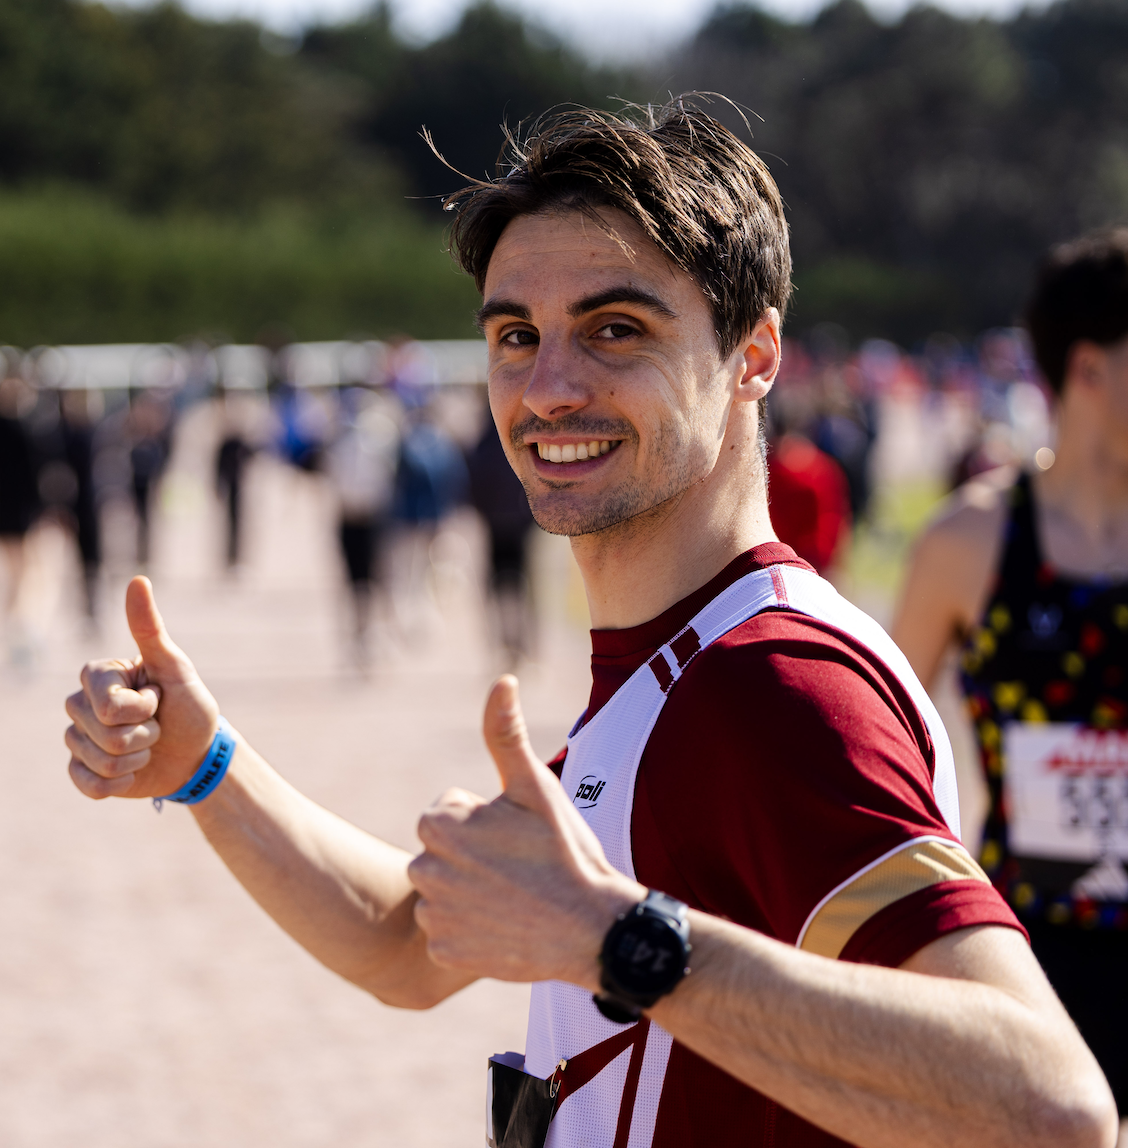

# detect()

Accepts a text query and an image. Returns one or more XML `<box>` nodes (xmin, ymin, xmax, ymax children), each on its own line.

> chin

<box><xmin>529</xmin><ymin>505</ymin><xmax>616</xmax><ymax>538</ymax></box>
<box><xmin>528</xmin><ymin>486</ymin><xmax>673</xmax><ymax>539</ymax></box>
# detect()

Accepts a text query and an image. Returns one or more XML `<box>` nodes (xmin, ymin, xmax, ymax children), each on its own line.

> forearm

<box><xmin>192</xmin><ymin>739</ymin><xmax>472</xmax><ymax>1008</ymax></box>
<box><xmin>645</xmin><ymin>915</ymin><xmax>1114</xmax><ymax>1148</ymax></box>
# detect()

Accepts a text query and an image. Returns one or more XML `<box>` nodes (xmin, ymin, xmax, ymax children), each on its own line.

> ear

<box><xmin>1064</xmin><ymin>339</ymin><xmax>1107</xmax><ymax>395</ymax></box>
<box><xmin>733</xmin><ymin>308</ymin><xmax>782</xmax><ymax>405</ymax></box>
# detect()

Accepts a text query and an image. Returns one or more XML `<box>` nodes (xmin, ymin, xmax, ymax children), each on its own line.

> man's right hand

<box><xmin>65</xmin><ymin>575</ymin><xmax>220</xmax><ymax>801</ymax></box>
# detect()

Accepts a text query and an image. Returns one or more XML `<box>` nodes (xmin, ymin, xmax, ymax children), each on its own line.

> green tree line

<box><xmin>0</xmin><ymin>0</ymin><xmax>1125</xmax><ymax>346</ymax></box>
<box><xmin>668</xmin><ymin>0</ymin><xmax>1128</xmax><ymax>341</ymax></box>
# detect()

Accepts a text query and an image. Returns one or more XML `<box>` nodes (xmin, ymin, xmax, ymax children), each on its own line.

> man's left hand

<box><xmin>408</xmin><ymin>675</ymin><xmax>643</xmax><ymax>988</ymax></box>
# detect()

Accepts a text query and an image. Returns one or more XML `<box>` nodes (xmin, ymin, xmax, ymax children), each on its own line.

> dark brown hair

<box><xmin>1024</xmin><ymin>227</ymin><xmax>1128</xmax><ymax>393</ymax></box>
<box><xmin>442</xmin><ymin>96</ymin><xmax>792</xmax><ymax>357</ymax></box>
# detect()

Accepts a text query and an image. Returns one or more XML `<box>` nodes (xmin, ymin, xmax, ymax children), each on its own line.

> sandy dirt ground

<box><xmin>0</xmin><ymin>400</ymin><xmax>594</xmax><ymax>1148</ymax></box>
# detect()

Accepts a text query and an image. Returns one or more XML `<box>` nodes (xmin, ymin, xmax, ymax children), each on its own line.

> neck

<box><xmin>571</xmin><ymin>431</ymin><xmax>776</xmax><ymax>630</ymax></box>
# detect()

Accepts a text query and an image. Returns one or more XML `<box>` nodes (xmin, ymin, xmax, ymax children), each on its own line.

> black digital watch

<box><xmin>593</xmin><ymin>889</ymin><xmax>691</xmax><ymax>1024</ymax></box>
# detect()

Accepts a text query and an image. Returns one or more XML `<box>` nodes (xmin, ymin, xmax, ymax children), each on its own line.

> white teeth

<box><xmin>536</xmin><ymin>439</ymin><xmax>619</xmax><ymax>463</ymax></box>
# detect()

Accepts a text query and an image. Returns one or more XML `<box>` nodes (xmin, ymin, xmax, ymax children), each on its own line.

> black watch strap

<box><xmin>593</xmin><ymin>890</ymin><xmax>691</xmax><ymax>1024</ymax></box>
<box><xmin>636</xmin><ymin>889</ymin><xmax>688</xmax><ymax>924</ymax></box>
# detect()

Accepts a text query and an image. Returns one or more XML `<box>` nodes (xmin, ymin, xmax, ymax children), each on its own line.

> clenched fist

<box><xmin>65</xmin><ymin>576</ymin><xmax>220</xmax><ymax>801</ymax></box>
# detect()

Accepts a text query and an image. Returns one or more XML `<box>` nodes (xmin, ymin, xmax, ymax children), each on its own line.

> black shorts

<box><xmin>1027</xmin><ymin>918</ymin><xmax>1128</xmax><ymax>1112</ymax></box>
<box><xmin>339</xmin><ymin>521</ymin><xmax>375</xmax><ymax>585</ymax></box>
<box><xmin>489</xmin><ymin>530</ymin><xmax>528</xmax><ymax>590</ymax></box>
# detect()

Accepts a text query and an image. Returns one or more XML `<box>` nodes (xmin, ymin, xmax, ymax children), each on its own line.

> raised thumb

<box><xmin>125</xmin><ymin>575</ymin><xmax>189</xmax><ymax>681</ymax></box>
<box><xmin>483</xmin><ymin>675</ymin><xmax>552</xmax><ymax>810</ymax></box>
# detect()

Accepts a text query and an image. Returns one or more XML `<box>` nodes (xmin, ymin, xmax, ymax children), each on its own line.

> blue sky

<box><xmin>113</xmin><ymin>0</ymin><xmax>1051</xmax><ymax>60</ymax></box>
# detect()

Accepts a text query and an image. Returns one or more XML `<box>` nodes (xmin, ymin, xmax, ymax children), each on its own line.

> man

<box><xmin>64</xmin><ymin>101</ymin><xmax>1115</xmax><ymax>1147</ymax></box>
<box><xmin>893</xmin><ymin>228</ymin><xmax>1128</xmax><ymax>1140</ymax></box>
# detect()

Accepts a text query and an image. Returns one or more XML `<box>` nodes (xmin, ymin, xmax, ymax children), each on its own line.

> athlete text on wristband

<box><xmin>152</xmin><ymin>717</ymin><xmax>236</xmax><ymax>812</ymax></box>
<box><xmin>594</xmin><ymin>889</ymin><xmax>691</xmax><ymax>1024</ymax></box>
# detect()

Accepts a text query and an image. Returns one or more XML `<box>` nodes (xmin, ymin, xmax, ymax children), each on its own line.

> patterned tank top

<box><xmin>960</xmin><ymin>472</ymin><xmax>1128</xmax><ymax>929</ymax></box>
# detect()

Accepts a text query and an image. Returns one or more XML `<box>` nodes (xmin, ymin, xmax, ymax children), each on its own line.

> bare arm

<box><xmin>188</xmin><ymin>741</ymin><xmax>473</xmax><ymax>1008</ymax></box>
<box><xmin>411</xmin><ymin>676</ymin><xmax>1117</xmax><ymax>1148</ymax></box>
<box><xmin>65</xmin><ymin>576</ymin><xmax>470</xmax><ymax>1010</ymax></box>
<box><xmin>645</xmin><ymin>918</ymin><xmax>1113</xmax><ymax>1148</ymax></box>
<box><xmin>891</xmin><ymin>468</ymin><xmax>1012</xmax><ymax>689</ymax></box>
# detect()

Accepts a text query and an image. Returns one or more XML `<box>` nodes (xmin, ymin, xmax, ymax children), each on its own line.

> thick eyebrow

<box><xmin>475</xmin><ymin>286</ymin><xmax>678</xmax><ymax>332</ymax></box>
<box><xmin>568</xmin><ymin>286</ymin><xmax>677</xmax><ymax>321</ymax></box>
<box><xmin>475</xmin><ymin>298</ymin><xmax>530</xmax><ymax>331</ymax></box>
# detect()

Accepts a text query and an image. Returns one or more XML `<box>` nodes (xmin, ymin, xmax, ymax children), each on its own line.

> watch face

<box><xmin>608</xmin><ymin>915</ymin><xmax>687</xmax><ymax>996</ymax></box>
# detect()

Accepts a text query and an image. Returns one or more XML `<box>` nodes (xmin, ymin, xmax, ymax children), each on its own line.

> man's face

<box><xmin>480</xmin><ymin>209</ymin><xmax>753</xmax><ymax>538</ymax></box>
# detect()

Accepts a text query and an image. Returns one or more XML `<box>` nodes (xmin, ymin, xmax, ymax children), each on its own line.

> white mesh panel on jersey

<box><xmin>527</xmin><ymin>982</ymin><xmax>675</xmax><ymax>1148</ymax></box>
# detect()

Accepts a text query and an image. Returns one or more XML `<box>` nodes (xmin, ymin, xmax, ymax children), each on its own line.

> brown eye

<box><xmin>502</xmin><ymin>329</ymin><xmax>538</xmax><ymax>346</ymax></box>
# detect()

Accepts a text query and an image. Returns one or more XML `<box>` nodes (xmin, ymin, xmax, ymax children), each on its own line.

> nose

<box><xmin>521</xmin><ymin>332</ymin><xmax>591</xmax><ymax>421</ymax></box>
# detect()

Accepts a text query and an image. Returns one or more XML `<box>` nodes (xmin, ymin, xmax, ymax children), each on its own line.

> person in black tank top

<box><xmin>964</xmin><ymin>471</ymin><xmax>1128</xmax><ymax>912</ymax></box>
<box><xmin>895</xmin><ymin>228</ymin><xmax>1128</xmax><ymax>1132</ymax></box>
<box><xmin>960</xmin><ymin>471</ymin><xmax>1128</xmax><ymax>1108</ymax></box>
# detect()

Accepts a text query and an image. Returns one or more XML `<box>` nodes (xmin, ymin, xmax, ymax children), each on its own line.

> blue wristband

<box><xmin>153</xmin><ymin>717</ymin><xmax>236</xmax><ymax>812</ymax></box>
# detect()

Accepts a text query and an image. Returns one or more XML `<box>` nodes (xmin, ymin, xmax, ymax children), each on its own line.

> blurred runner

<box><xmin>767</xmin><ymin>432</ymin><xmax>851</xmax><ymax>575</ymax></box>
<box><xmin>214</xmin><ymin>391</ymin><xmax>255</xmax><ymax>571</ymax></box>
<box><xmin>266</xmin><ymin>338</ymin><xmax>330</xmax><ymax>476</ymax></box>
<box><xmin>324</xmin><ymin>386</ymin><xmax>399</xmax><ymax>666</ymax></box>
<box><xmin>467</xmin><ymin>414</ymin><xmax>537</xmax><ymax>667</ymax></box>
<box><xmin>128</xmin><ymin>389</ymin><xmax>173</xmax><ymax>567</ymax></box>
<box><xmin>60</xmin><ymin>389</ymin><xmax>104</xmax><ymax>623</ymax></box>
<box><xmin>811</xmin><ymin>379</ymin><xmax>876</xmax><ymax>523</ymax></box>
<box><xmin>384</xmin><ymin>336</ymin><xmax>436</xmax><ymax>410</ymax></box>
<box><xmin>0</xmin><ymin>368</ymin><xmax>40</xmax><ymax>661</ymax></box>
<box><xmin>391</xmin><ymin>402</ymin><xmax>467</xmax><ymax>637</ymax></box>
<box><xmin>273</xmin><ymin>381</ymin><xmax>328</xmax><ymax>475</ymax></box>
<box><xmin>894</xmin><ymin>227</ymin><xmax>1128</xmax><ymax>1137</ymax></box>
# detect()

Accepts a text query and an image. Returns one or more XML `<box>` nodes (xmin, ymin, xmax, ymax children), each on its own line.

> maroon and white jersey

<box><xmin>526</xmin><ymin>545</ymin><xmax>1022</xmax><ymax>1148</ymax></box>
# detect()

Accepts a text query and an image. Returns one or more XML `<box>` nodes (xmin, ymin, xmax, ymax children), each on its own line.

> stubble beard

<box><xmin>510</xmin><ymin>413</ymin><xmax>705</xmax><ymax>539</ymax></box>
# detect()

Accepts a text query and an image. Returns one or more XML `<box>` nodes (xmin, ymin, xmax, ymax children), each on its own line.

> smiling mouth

<box><xmin>534</xmin><ymin>439</ymin><xmax>621</xmax><ymax>464</ymax></box>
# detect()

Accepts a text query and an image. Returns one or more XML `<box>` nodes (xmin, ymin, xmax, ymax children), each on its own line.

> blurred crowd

<box><xmin>765</xmin><ymin>324</ymin><xmax>1052</xmax><ymax>575</ymax></box>
<box><xmin>0</xmin><ymin>338</ymin><xmax>537</xmax><ymax>673</ymax></box>
<box><xmin>0</xmin><ymin>326</ymin><xmax>1053</xmax><ymax>668</ymax></box>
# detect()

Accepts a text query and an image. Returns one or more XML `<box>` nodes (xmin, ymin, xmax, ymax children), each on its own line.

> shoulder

<box><xmin>915</xmin><ymin>465</ymin><xmax>1016</xmax><ymax>557</ymax></box>
<box><xmin>632</xmin><ymin>608</ymin><xmax>972</xmax><ymax>945</ymax></box>
<box><xmin>653</xmin><ymin>609</ymin><xmax>937</xmax><ymax>798</ymax></box>
<box><xmin>680</xmin><ymin>610</ymin><xmax>922</xmax><ymax>729</ymax></box>
<box><xmin>894</xmin><ymin>466</ymin><xmax>1017</xmax><ymax>664</ymax></box>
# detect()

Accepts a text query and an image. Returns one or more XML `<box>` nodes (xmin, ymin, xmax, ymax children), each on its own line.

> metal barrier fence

<box><xmin>4</xmin><ymin>339</ymin><xmax>488</xmax><ymax>391</ymax></box>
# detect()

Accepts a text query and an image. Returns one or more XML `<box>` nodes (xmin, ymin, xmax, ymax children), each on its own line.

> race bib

<box><xmin>1004</xmin><ymin>723</ymin><xmax>1128</xmax><ymax>862</ymax></box>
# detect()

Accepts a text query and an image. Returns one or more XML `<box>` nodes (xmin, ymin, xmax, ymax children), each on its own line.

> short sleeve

<box><xmin>630</xmin><ymin>612</ymin><xmax>1024</xmax><ymax>966</ymax></box>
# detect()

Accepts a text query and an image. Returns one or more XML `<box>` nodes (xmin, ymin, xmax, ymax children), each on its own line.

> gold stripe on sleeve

<box><xmin>798</xmin><ymin>839</ymin><xmax>990</xmax><ymax>960</ymax></box>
